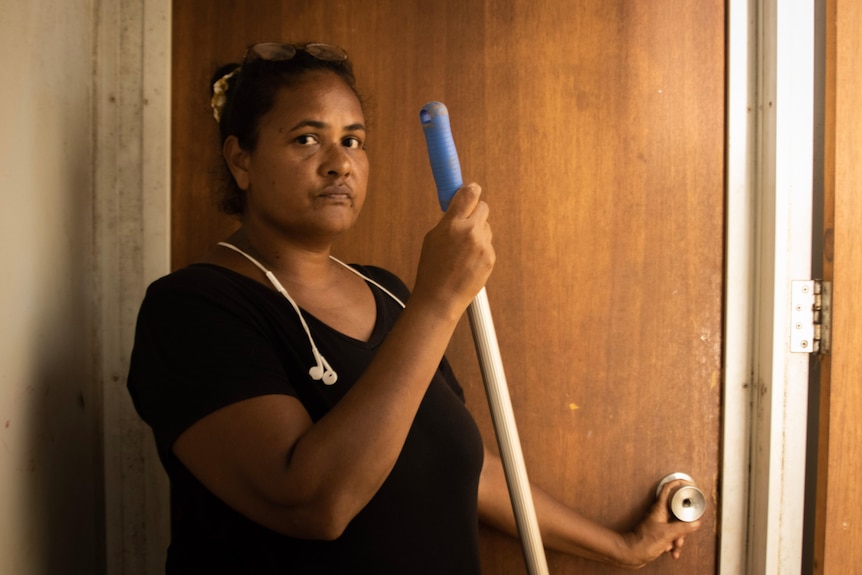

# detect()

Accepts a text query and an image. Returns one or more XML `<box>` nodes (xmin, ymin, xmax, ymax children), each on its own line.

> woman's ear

<box><xmin>223</xmin><ymin>135</ymin><xmax>250</xmax><ymax>190</ymax></box>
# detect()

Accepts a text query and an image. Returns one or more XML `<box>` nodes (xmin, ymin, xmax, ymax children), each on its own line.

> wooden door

<box><xmin>171</xmin><ymin>1</ymin><xmax>724</xmax><ymax>573</ymax></box>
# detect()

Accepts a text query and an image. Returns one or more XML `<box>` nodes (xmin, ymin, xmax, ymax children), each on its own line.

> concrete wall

<box><xmin>0</xmin><ymin>0</ymin><xmax>100</xmax><ymax>572</ymax></box>
<box><xmin>0</xmin><ymin>1</ymin><xmax>170</xmax><ymax>573</ymax></box>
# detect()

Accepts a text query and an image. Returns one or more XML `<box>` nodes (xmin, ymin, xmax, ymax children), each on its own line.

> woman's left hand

<box><xmin>616</xmin><ymin>479</ymin><xmax>703</xmax><ymax>568</ymax></box>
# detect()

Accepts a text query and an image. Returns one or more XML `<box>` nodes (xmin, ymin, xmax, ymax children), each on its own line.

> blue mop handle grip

<box><xmin>420</xmin><ymin>101</ymin><xmax>463</xmax><ymax>212</ymax></box>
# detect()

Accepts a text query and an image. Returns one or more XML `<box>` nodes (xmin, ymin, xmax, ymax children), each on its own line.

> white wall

<box><xmin>0</xmin><ymin>1</ymin><xmax>171</xmax><ymax>573</ymax></box>
<box><xmin>0</xmin><ymin>1</ymin><xmax>101</xmax><ymax>572</ymax></box>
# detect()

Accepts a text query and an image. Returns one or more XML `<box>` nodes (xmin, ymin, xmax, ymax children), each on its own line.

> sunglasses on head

<box><xmin>243</xmin><ymin>42</ymin><xmax>349</xmax><ymax>65</ymax></box>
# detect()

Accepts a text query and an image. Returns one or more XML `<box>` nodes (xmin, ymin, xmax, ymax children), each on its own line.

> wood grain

<box><xmin>816</xmin><ymin>1</ymin><xmax>862</xmax><ymax>573</ymax></box>
<box><xmin>171</xmin><ymin>2</ymin><xmax>725</xmax><ymax>572</ymax></box>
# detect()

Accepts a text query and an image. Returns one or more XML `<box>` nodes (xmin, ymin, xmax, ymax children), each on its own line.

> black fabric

<box><xmin>127</xmin><ymin>263</ymin><xmax>484</xmax><ymax>574</ymax></box>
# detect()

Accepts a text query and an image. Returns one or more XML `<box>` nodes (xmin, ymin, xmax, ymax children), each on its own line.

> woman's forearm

<box><xmin>477</xmin><ymin>447</ymin><xmax>700</xmax><ymax>568</ymax></box>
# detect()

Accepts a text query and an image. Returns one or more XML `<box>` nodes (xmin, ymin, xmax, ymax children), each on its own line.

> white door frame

<box><xmin>110</xmin><ymin>0</ymin><xmax>818</xmax><ymax>573</ymax></box>
<box><xmin>721</xmin><ymin>0</ymin><xmax>757</xmax><ymax>570</ymax></box>
<box><xmin>722</xmin><ymin>0</ymin><xmax>816</xmax><ymax>573</ymax></box>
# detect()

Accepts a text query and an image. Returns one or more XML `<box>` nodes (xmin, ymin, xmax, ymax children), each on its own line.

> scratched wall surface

<box><xmin>0</xmin><ymin>1</ymin><xmax>100</xmax><ymax>573</ymax></box>
<box><xmin>171</xmin><ymin>1</ymin><xmax>725</xmax><ymax>572</ymax></box>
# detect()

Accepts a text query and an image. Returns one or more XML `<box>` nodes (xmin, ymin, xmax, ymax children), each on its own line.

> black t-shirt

<box><xmin>127</xmin><ymin>263</ymin><xmax>484</xmax><ymax>574</ymax></box>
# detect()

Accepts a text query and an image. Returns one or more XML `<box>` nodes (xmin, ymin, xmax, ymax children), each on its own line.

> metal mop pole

<box><xmin>420</xmin><ymin>102</ymin><xmax>550</xmax><ymax>575</ymax></box>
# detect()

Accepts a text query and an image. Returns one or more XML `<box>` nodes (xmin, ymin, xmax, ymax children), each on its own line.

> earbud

<box><xmin>308</xmin><ymin>364</ymin><xmax>338</xmax><ymax>385</ymax></box>
<box><xmin>318</xmin><ymin>353</ymin><xmax>338</xmax><ymax>385</ymax></box>
<box><xmin>308</xmin><ymin>365</ymin><xmax>325</xmax><ymax>380</ymax></box>
<box><xmin>309</xmin><ymin>349</ymin><xmax>338</xmax><ymax>385</ymax></box>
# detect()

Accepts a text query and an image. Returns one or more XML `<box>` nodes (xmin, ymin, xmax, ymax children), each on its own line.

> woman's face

<box><xmin>232</xmin><ymin>69</ymin><xmax>369</xmax><ymax>246</ymax></box>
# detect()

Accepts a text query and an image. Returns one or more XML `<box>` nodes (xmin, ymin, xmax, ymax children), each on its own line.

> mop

<box><xmin>420</xmin><ymin>102</ymin><xmax>550</xmax><ymax>575</ymax></box>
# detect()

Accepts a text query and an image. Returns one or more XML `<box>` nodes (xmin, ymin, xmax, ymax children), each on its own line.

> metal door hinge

<box><xmin>790</xmin><ymin>280</ymin><xmax>832</xmax><ymax>354</ymax></box>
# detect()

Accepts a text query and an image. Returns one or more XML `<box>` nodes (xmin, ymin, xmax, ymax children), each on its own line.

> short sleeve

<box><xmin>127</xmin><ymin>273</ymin><xmax>298</xmax><ymax>454</ymax></box>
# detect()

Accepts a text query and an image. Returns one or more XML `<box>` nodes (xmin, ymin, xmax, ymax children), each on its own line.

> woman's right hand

<box><xmin>412</xmin><ymin>183</ymin><xmax>495</xmax><ymax>319</ymax></box>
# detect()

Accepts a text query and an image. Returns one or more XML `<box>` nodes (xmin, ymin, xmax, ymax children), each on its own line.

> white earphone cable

<box><xmin>217</xmin><ymin>242</ymin><xmax>404</xmax><ymax>385</ymax></box>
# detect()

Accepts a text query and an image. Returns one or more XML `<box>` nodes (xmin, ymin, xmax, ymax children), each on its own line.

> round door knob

<box><xmin>656</xmin><ymin>472</ymin><xmax>706</xmax><ymax>522</ymax></box>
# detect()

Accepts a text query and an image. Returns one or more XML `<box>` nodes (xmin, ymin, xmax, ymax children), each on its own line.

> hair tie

<box><xmin>211</xmin><ymin>67</ymin><xmax>240</xmax><ymax>123</ymax></box>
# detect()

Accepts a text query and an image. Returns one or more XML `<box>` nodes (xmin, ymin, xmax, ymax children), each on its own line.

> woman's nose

<box><xmin>321</xmin><ymin>144</ymin><xmax>351</xmax><ymax>177</ymax></box>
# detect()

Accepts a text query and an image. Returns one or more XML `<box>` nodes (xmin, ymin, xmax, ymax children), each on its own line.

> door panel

<box><xmin>172</xmin><ymin>2</ymin><xmax>724</xmax><ymax>573</ymax></box>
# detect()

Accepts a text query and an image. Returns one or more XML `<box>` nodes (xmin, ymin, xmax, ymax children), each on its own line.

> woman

<box><xmin>127</xmin><ymin>42</ymin><xmax>700</xmax><ymax>574</ymax></box>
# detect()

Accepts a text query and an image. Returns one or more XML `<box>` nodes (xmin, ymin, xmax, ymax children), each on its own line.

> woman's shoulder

<box><xmin>147</xmin><ymin>263</ymin><xmax>256</xmax><ymax>293</ymax></box>
<box><xmin>141</xmin><ymin>264</ymin><xmax>273</xmax><ymax>316</ymax></box>
<box><xmin>347</xmin><ymin>264</ymin><xmax>410</xmax><ymax>300</ymax></box>
<box><xmin>354</xmin><ymin>264</ymin><xmax>405</xmax><ymax>285</ymax></box>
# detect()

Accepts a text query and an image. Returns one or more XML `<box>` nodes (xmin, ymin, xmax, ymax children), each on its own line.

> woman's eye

<box><xmin>296</xmin><ymin>134</ymin><xmax>318</xmax><ymax>146</ymax></box>
<box><xmin>343</xmin><ymin>136</ymin><xmax>364</xmax><ymax>149</ymax></box>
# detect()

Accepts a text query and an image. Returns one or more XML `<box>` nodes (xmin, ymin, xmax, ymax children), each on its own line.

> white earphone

<box><xmin>218</xmin><ymin>242</ymin><xmax>405</xmax><ymax>385</ymax></box>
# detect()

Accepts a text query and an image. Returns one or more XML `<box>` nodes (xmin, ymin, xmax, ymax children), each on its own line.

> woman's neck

<box><xmin>226</xmin><ymin>227</ymin><xmax>340</xmax><ymax>287</ymax></box>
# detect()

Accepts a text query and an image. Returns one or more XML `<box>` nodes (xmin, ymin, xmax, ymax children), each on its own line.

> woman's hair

<box><xmin>209</xmin><ymin>45</ymin><xmax>362</xmax><ymax>215</ymax></box>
